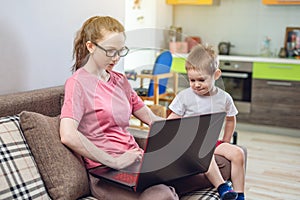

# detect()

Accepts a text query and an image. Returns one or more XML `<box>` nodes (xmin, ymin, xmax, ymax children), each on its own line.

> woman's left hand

<box><xmin>113</xmin><ymin>148</ymin><xmax>143</xmax><ymax>170</ymax></box>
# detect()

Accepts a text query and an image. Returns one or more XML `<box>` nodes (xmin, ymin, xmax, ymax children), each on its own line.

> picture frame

<box><xmin>284</xmin><ymin>27</ymin><xmax>300</xmax><ymax>58</ymax></box>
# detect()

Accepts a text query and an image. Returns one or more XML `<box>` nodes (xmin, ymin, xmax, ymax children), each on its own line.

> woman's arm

<box><xmin>222</xmin><ymin>115</ymin><xmax>236</xmax><ymax>143</ymax></box>
<box><xmin>60</xmin><ymin>118</ymin><xmax>142</xmax><ymax>170</ymax></box>
<box><xmin>132</xmin><ymin>105</ymin><xmax>164</xmax><ymax>126</ymax></box>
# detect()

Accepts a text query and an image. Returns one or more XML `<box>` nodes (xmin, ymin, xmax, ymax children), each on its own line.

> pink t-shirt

<box><xmin>60</xmin><ymin>68</ymin><xmax>145</xmax><ymax>169</ymax></box>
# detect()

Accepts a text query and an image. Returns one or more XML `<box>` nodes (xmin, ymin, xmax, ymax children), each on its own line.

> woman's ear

<box><xmin>214</xmin><ymin>69</ymin><xmax>222</xmax><ymax>80</ymax></box>
<box><xmin>86</xmin><ymin>41</ymin><xmax>95</xmax><ymax>54</ymax></box>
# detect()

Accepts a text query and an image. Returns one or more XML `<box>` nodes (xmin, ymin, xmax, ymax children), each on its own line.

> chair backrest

<box><xmin>148</xmin><ymin>104</ymin><xmax>166</xmax><ymax>118</ymax></box>
<box><xmin>147</xmin><ymin>51</ymin><xmax>173</xmax><ymax>97</ymax></box>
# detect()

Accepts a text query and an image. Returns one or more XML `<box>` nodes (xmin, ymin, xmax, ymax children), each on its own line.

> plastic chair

<box><xmin>135</xmin><ymin>51</ymin><xmax>178</xmax><ymax>105</ymax></box>
<box><xmin>129</xmin><ymin>104</ymin><xmax>167</xmax><ymax>130</ymax></box>
<box><xmin>148</xmin><ymin>51</ymin><xmax>173</xmax><ymax>96</ymax></box>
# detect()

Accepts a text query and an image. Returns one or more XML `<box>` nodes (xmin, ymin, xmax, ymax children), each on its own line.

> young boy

<box><xmin>168</xmin><ymin>44</ymin><xmax>246</xmax><ymax>200</ymax></box>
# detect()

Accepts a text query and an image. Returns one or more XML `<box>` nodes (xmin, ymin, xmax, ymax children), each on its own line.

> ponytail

<box><xmin>72</xmin><ymin>27</ymin><xmax>89</xmax><ymax>72</ymax></box>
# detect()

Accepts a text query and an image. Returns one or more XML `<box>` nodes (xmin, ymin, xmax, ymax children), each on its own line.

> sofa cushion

<box><xmin>19</xmin><ymin>111</ymin><xmax>90</xmax><ymax>200</ymax></box>
<box><xmin>180</xmin><ymin>187</ymin><xmax>219</xmax><ymax>200</ymax></box>
<box><xmin>78</xmin><ymin>197</ymin><xmax>98</xmax><ymax>200</ymax></box>
<box><xmin>0</xmin><ymin>115</ymin><xmax>50</xmax><ymax>199</ymax></box>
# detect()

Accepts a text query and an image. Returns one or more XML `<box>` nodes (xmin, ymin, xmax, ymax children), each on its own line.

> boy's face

<box><xmin>187</xmin><ymin>69</ymin><xmax>218</xmax><ymax>96</ymax></box>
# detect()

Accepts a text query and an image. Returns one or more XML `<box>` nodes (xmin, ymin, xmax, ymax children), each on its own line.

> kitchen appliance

<box><xmin>216</xmin><ymin>60</ymin><xmax>252</xmax><ymax>113</ymax></box>
<box><xmin>218</xmin><ymin>42</ymin><xmax>233</xmax><ymax>55</ymax></box>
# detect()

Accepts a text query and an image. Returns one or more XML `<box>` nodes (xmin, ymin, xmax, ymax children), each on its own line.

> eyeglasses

<box><xmin>92</xmin><ymin>42</ymin><xmax>129</xmax><ymax>57</ymax></box>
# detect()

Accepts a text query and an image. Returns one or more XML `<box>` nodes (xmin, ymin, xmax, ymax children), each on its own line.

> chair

<box><xmin>135</xmin><ymin>50</ymin><xmax>178</xmax><ymax>105</ymax></box>
<box><xmin>130</xmin><ymin>51</ymin><xmax>178</xmax><ymax>129</ymax></box>
<box><xmin>129</xmin><ymin>104</ymin><xmax>167</xmax><ymax>130</ymax></box>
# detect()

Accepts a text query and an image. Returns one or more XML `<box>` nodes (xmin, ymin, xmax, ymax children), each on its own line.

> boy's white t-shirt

<box><xmin>169</xmin><ymin>87</ymin><xmax>238</xmax><ymax>117</ymax></box>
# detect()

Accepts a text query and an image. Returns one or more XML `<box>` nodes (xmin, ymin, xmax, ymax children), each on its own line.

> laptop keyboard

<box><xmin>113</xmin><ymin>172</ymin><xmax>138</xmax><ymax>184</ymax></box>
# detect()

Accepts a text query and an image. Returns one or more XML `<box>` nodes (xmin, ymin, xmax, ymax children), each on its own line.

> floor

<box><xmin>235</xmin><ymin>123</ymin><xmax>300</xmax><ymax>200</ymax></box>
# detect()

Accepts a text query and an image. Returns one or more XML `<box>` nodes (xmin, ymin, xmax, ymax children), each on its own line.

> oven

<box><xmin>216</xmin><ymin>60</ymin><xmax>252</xmax><ymax>113</ymax></box>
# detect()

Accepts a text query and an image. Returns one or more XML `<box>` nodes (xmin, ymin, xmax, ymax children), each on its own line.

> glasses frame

<box><xmin>92</xmin><ymin>42</ymin><xmax>129</xmax><ymax>57</ymax></box>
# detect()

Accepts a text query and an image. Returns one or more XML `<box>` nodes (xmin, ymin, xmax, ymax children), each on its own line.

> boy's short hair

<box><xmin>185</xmin><ymin>44</ymin><xmax>219</xmax><ymax>75</ymax></box>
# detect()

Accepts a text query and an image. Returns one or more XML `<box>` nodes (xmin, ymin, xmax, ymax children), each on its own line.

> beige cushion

<box><xmin>19</xmin><ymin>111</ymin><xmax>90</xmax><ymax>200</ymax></box>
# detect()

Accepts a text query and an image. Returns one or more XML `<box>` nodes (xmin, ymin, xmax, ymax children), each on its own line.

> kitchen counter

<box><xmin>173</xmin><ymin>53</ymin><xmax>300</xmax><ymax>65</ymax></box>
<box><xmin>219</xmin><ymin>55</ymin><xmax>300</xmax><ymax>64</ymax></box>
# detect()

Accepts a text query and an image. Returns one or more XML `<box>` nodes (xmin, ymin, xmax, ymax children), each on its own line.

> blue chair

<box><xmin>148</xmin><ymin>51</ymin><xmax>173</xmax><ymax>97</ymax></box>
<box><xmin>135</xmin><ymin>51</ymin><xmax>177</xmax><ymax>105</ymax></box>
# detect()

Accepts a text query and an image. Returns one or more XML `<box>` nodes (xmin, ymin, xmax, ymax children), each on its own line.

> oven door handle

<box><xmin>221</xmin><ymin>72</ymin><xmax>249</xmax><ymax>79</ymax></box>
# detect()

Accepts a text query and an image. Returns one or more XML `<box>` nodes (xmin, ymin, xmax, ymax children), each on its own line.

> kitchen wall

<box><xmin>172</xmin><ymin>0</ymin><xmax>300</xmax><ymax>56</ymax></box>
<box><xmin>0</xmin><ymin>0</ymin><xmax>125</xmax><ymax>95</ymax></box>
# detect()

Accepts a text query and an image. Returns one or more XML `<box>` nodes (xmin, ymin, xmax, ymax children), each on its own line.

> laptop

<box><xmin>89</xmin><ymin>112</ymin><xmax>226</xmax><ymax>192</ymax></box>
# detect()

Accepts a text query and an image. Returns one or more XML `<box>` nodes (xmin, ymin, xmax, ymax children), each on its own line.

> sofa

<box><xmin>0</xmin><ymin>86</ymin><xmax>245</xmax><ymax>200</ymax></box>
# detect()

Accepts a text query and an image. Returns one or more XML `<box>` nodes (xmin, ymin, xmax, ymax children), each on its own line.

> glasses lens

<box><xmin>104</xmin><ymin>47</ymin><xmax>129</xmax><ymax>57</ymax></box>
<box><xmin>119</xmin><ymin>47</ymin><xmax>129</xmax><ymax>57</ymax></box>
<box><xmin>106</xmin><ymin>50</ymin><xmax>118</xmax><ymax>57</ymax></box>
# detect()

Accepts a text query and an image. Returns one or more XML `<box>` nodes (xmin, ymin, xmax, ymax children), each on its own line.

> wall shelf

<box><xmin>166</xmin><ymin>0</ymin><xmax>219</xmax><ymax>5</ymax></box>
<box><xmin>262</xmin><ymin>0</ymin><xmax>300</xmax><ymax>5</ymax></box>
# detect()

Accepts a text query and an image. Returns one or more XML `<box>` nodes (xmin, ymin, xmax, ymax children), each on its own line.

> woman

<box><xmin>59</xmin><ymin>16</ymin><xmax>178</xmax><ymax>200</ymax></box>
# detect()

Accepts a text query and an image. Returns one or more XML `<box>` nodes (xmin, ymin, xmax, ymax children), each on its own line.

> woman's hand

<box><xmin>61</xmin><ymin>118</ymin><xmax>143</xmax><ymax>170</ymax></box>
<box><xmin>113</xmin><ymin>148</ymin><xmax>144</xmax><ymax>170</ymax></box>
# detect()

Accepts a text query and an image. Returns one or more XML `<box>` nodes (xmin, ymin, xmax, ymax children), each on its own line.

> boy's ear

<box><xmin>214</xmin><ymin>69</ymin><xmax>222</xmax><ymax>80</ymax></box>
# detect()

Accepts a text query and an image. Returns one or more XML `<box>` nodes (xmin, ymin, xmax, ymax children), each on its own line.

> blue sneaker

<box><xmin>217</xmin><ymin>182</ymin><xmax>238</xmax><ymax>200</ymax></box>
<box><xmin>220</xmin><ymin>189</ymin><xmax>238</xmax><ymax>200</ymax></box>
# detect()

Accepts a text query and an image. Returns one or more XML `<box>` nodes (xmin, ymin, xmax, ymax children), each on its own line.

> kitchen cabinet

<box><xmin>262</xmin><ymin>0</ymin><xmax>300</xmax><ymax>5</ymax></box>
<box><xmin>166</xmin><ymin>0</ymin><xmax>219</xmax><ymax>5</ymax></box>
<box><xmin>171</xmin><ymin>57</ymin><xmax>186</xmax><ymax>74</ymax></box>
<box><xmin>251</xmin><ymin>79</ymin><xmax>300</xmax><ymax>129</ymax></box>
<box><xmin>250</xmin><ymin>62</ymin><xmax>300</xmax><ymax>129</ymax></box>
<box><xmin>253</xmin><ymin>62</ymin><xmax>300</xmax><ymax>81</ymax></box>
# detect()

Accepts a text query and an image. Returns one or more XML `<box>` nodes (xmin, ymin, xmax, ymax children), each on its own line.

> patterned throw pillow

<box><xmin>0</xmin><ymin>115</ymin><xmax>50</xmax><ymax>200</ymax></box>
<box><xmin>180</xmin><ymin>187</ymin><xmax>219</xmax><ymax>200</ymax></box>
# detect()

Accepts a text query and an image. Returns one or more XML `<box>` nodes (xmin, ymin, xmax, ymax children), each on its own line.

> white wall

<box><xmin>173</xmin><ymin>0</ymin><xmax>300</xmax><ymax>56</ymax></box>
<box><xmin>124</xmin><ymin>0</ymin><xmax>173</xmax><ymax>88</ymax></box>
<box><xmin>0</xmin><ymin>0</ymin><xmax>125</xmax><ymax>94</ymax></box>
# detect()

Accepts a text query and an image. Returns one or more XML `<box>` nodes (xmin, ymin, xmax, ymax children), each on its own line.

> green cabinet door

<box><xmin>171</xmin><ymin>57</ymin><xmax>187</xmax><ymax>74</ymax></box>
<box><xmin>253</xmin><ymin>62</ymin><xmax>300</xmax><ymax>81</ymax></box>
